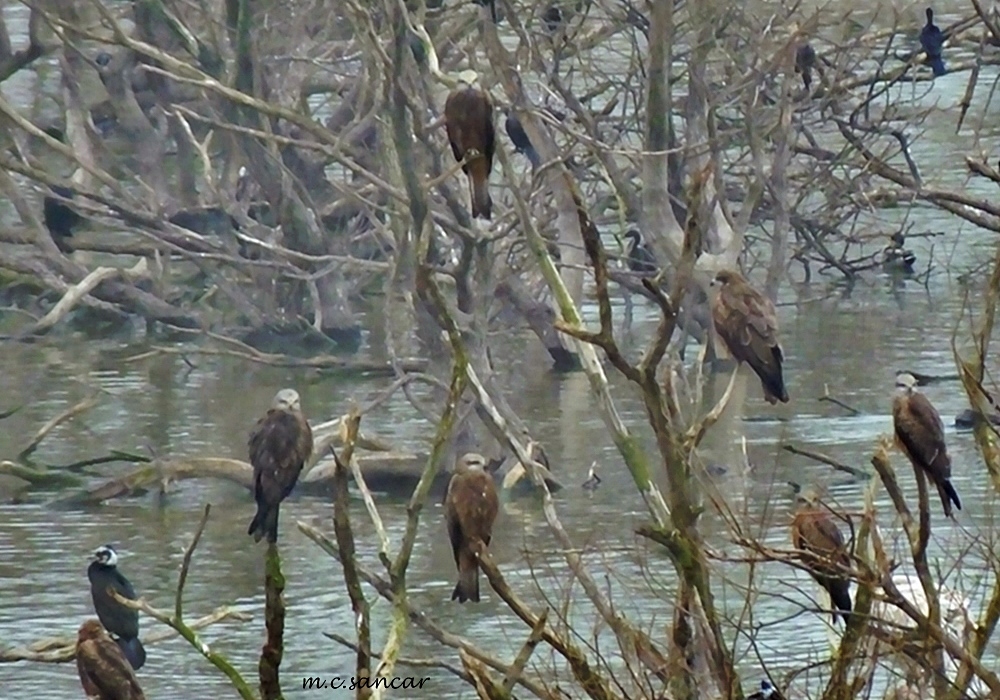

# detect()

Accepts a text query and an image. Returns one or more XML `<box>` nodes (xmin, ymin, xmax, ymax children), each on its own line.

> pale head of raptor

<box><xmin>895</xmin><ymin>372</ymin><xmax>918</xmax><ymax>395</ymax></box>
<box><xmin>93</xmin><ymin>544</ymin><xmax>118</xmax><ymax>567</ymax></box>
<box><xmin>710</xmin><ymin>269</ymin><xmax>739</xmax><ymax>288</ymax></box>
<box><xmin>272</xmin><ymin>388</ymin><xmax>301</xmax><ymax>412</ymax></box>
<box><xmin>455</xmin><ymin>452</ymin><xmax>487</xmax><ymax>475</ymax></box>
<box><xmin>795</xmin><ymin>485</ymin><xmax>823</xmax><ymax>508</ymax></box>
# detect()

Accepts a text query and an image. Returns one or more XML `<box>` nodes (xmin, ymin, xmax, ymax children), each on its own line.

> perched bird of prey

<box><xmin>791</xmin><ymin>489</ymin><xmax>853</xmax><ymax>624</ymax></box>
<box><xmin>747</xmin><ymin>679</ymin><xmax>785</xmax><ymax>700</ymax></box>
<box><xmin>795</xmin><ymin>43</ymin><xmax>817</xmax><ymax>91</ymax></box>
<box><xmin>710</xmin><ymin>269</ymin><xmax>789</xmax><ymax>404</ymax></box>
<box><xmin>247</xmin><ymin>388</ymin><xmax>314</xmax><ymax>543</ymax></box>
<box><xmin>88</xmin><ymin>545</ymin><xmax>146</xmax><ymax>670</ymax></box>
<box><xmin>445</xmin><ymin>84</ymin><xmax>496</xmax><ymax>220</ymax></box>
<box><xmin>76</xmin><ymin>619</ymin><xmax>146</xmax><ymax>700</ymax></box>
<box><xmin>920</xmin><ymin>8</ymin><xmax>946</xmax><ymax>76</ymax></box>
<box><xmin>445</xmin><ymin>453</ymin><xmax>499</xmax><ymax>603</ymax></box>
<box><xmin>624</xmin><ymin>228</ymin><xmax>657</xmax><ymax>274</ymax></box>
<box><xmin>892</xmin><ymin>373</ymin><xmax>962</xmax><ymax>517</ymax></box>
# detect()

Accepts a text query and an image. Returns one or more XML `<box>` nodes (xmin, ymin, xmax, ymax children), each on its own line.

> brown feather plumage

<box><xmin>445</xmin><ymin>453</ymin><xmax>499</xmax><ymax>603</ymax></box>
<box><xmin>444</xmin><ymin>85</ymin><xmax>496</xmax><ymax>220</ymax></box>
<box><xmin>710</xmin><ymin>269</ymin><xmax>789</xmax><ymax>404</ymax></box>
<box><xmin>892</xmin><ymin>374</ymin><xmax>961</xmax><ymax>517</ymax></box>
<box><xmin>248</xmin><ymin>388</ymin><xmax>314</xmax><ymax>543</ymax></box>
<box><xmin>791</xmin><ymin>494</ymin><xmax>852</xmax><ymax>623</ymax></box>
<box><xmin>76</xmin><ymin>619</ymin><xmax>146</xmax><ymax>700</ymax></box>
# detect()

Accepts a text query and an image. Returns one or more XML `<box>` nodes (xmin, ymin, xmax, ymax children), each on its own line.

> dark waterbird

<box><xmin>504</xmin><ymin>110</ymin><xmax>541</xmax><ymax>168</ymax></box>
<box><xmin>76</xmin><ymin>619</ymin><xmax>146</xmax><ymax>700</ymax></box>
<box><xmin>882</xmin><ymin>232</ymin><xmax>916</xmax><ymax>274</ymax></box>
<box><xmin>920</xmin><ymin>8</ymin><xmax>946</xmax><ymax>76</ymax></box>
<box><xmin>893</xmin><ymin>372</ymin><xmax>962</xmax><ymax>518</ymax></box>
<box><xmin>710</xmin><ymin>269</ymin><xmax>789</xmax><ymax>404</ymax></box>
<box><xmin>248</xmin><ymin>388</ymin><xmax>314</xmax><ymax>544</ymax></box>
<box><xmin>88</xmin><ymin>545</ymin><xmax>146</xmax><ymax>670</ymax></box>
<box><xmin>623</xmin><ymin>228</ymin><xmax>657</xmax><ymax>274</ymax></box>
<box><xmin>795</xmin><ymin>43</ymin><xmax>817</xmax><ymax>91</ymax></box>
<box><xmin>445</xmin><ymin>83</ymin><xmax>496</xmax><ymax>220</ymax></box>
<box><xmin>748</xmin><ymin>679</ymin><xmax>785</xmax><ymax>700</ymax></box>
<box><xmin>39</xmin><ymin>127</ymin><xmax>83</xmax><ymax>253</ymax></box>
<box><xmin>445</xmin><ymin>453</ymin><xmax>499</xmax><ymax>603</ymax></box>
<box><xmin>791</xmin><ymin>490</ymin><xmax>853</xmax><ymax>624</ymax></box>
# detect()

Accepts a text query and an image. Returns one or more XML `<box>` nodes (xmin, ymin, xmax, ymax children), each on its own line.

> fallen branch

<box><xmin>19</xmin><ymin>394</ymin><xmax>100</xmax><ymax>460</ymax></box>
<box><xmin>782</xmin><ymin>444</ymin><xmax>871</xmax><ymax>479</ymax></box>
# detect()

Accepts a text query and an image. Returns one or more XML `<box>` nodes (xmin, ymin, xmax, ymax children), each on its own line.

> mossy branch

<box><xmin>258</xmin><ymin>542</ymin><xmax>286</xmax><ymax>700</ymax></box>
<box><xmin>330</xmin><ymin>411</ymin><xmax>372</xmax><ymax>696</ymax></box>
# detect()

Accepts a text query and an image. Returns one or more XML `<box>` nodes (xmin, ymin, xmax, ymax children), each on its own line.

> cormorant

<box><xmin>76</xmin><ymin>619</ymin><xmax>146</xmax><ymax>700</ymax></box>
<box><xmin>882</xmin><ymin>232</ymin><xmax>916</xmax><ymax>274</ymax></box>
<box><xmin>791</xmin><ymin>490</ymin><xmax>853</xmax><ymax>624</ymax></box>
<box><xmin>795</xmin><ymin>43</ymin><xmax>817</xmax><ymax>91</ymax></box>
<box><xmin>445</xmin><ymin>84</ymin><xmax>496</xmax><ymax>220</ymax></box>
<box><xmin>581</xmin><ymin>462</ymin><xmax>601</xmax><ymax>490</ymax></box>
<box><xmin>920</xmin><ymin>8</ymin><xmax>946</xmax><ymax>76</ymax></box>
<box><xmin>248</xmin><ymin>388</ymin><xmax>314</xmax><ymax>543</ymax></box>
<box><xmin>623</xmin><ymin>228</ymin><xmax>657</xmax><ymax>274</ymax></box>
<box><xmin>542</xmin><ymin>5</ymin><xmax>563</xmax><ymax>32</ymax></box>
<box><xmin>445</xmin><ymin>453</ymin><xmax>499</xmax><ymax>603</ymax></box>
<box><xmin>43</xmin><ymin>184</ymin><xmax>82</xmax><ymax>254</ymax></box>
<box><xmin>893</xmin><ymin>373</ymin><xmax>962</xmax><ymax>517</ymax></box>
<box><xmin>88</xmin><ymin>545</ymin><xmax>146</xmax><ymax>670</ymax></box>
<box><xmin>710</xmin><ymin>269</ymin><xmax>789</xmax><ymax>404</ymax></box>
<box><xmin>504</xmin><ymin>110</ymin><xmax>541</xmax><ymax>168</ymax></box>
<box><xmin>748</xmin><ymin>679</ymin><xmax>785</xmax><ymax>700</ymax></box>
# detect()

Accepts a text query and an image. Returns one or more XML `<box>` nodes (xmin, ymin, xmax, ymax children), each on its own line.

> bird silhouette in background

<box><xmin>710</xmin><ymin>269</ymin><xmax>790</xmax><ymax>405</ymax></box>
<box><xmin>504</xmin><ymin>110</ymin><xmax>541</xmax><ymax>168</ymax></box>
<box><xmin>791</xmin><ymin>490</ymin><xmax>853</xmax><ymax>624</ymax></box>
<box><xmin>247</xmin><ymin>388</ymin><xmax>314</xmax><ymax>543</ymax></box>
<box><xmin>882</xmin><ymin>232</ymin><xmax>916</xmax><ymax>274</ymax></box>
<box><xmin>445</xmin><ymin>84</ymin><xmax>496</xmax><ymax>220</ymax></box>
<box><xmin>795</xmin><ymin>43</ymin><xmax>817</xmax><ymax>91</ymax></box>
<box><xmin>88</xmin><ymin>545</ymin><xmax>146</xmax><ymax>670</ymax></box>
<box><xmin>920</xmin><ymin>8</ymin><xmax>946</xmax><ymax>77</ymax></box>
<box><xmin>445</xmin><ymin>453</ymin><xmax>499</xmax><ymax>603</ymax></box>
<box><xmin>893</xmin><ymin>372</ymin><xmax>962</xmax><ymax>518</ymax></box>
<box><xmin>76</xmin><ymin>619</ymin><xmax>146</xmax><ymax>700</ymax></box>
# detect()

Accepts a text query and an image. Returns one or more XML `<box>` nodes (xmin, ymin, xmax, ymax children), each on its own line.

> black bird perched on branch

<box><xmin>504</xmin><ymin>110</ymin><xmax>541</xmax><ymax>169</ymax></box>
<box><xmin>920</xmin><ymin>8</ymin><xmax>946</xmax><ymax>76</ymax></box>
<box><xmin>76</xmin><ymin>619</ymin><xmax>146</xmax><ymax>700</ymax></box>
<box><xmin>445</xmin><ymin>83</ymin><xmax>496</xmax><ymax>220</ymax></box>
<box><xmin>623</xmin><ymin>228</ymin><xmax>657</xmax><ymax>274</ymax></box>
<box><xmin>248</xmin><ymin>388</ymin><xmax>314</xmax><ymax>544</ymax></box>
<box><xmin>542</xmin><ymin>5</ymin><xmax>563</xmax><ymax>32</ymax></box>
<box><xmin>795</xmin><ymin>43</ymin><xmax>817</xmax><ymax>91</ymax></box>
<box><xmin>39</xmin><ymin>127</ymin><xmax>83</xmax><ymax>253</ymax></box>
<box><xmin>88</xmin><ymin>545</ymin><xmax>146</xmax><ymax>670</ymax></box>
<box><xmin>747</xmin><ymin>679</ymin><xmax>785</xmax><ymax>700</ymax></box>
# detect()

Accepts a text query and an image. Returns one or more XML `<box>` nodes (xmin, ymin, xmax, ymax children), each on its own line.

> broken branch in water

<box><xmin>819</xmin><ymin>383</ymin><xmax>861</xmax><ymax>415</ymax></box>
<box><xmin>782</xmin><ymin>444</ymin><xmax>871</xmax><ymax>479</ymax></box>
<box><xmin>259</xmin><ymin>543</ymin><xmax>285</xmax><ymax>700</ymax></box>
<box><xmin>0</xmin><ymin>606</ymin><xmax>250</xmax><ymax>663</ymax></box>
<box><xmin>19</xmin><ymin>394</ymin><xmax>100</xmax><ymax>460</ymax></box>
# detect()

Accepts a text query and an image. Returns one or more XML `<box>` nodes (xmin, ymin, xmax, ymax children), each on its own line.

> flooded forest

<box><xmin>3</xmin><ymin>0</ymin><xmax>1000</xmax><ymax>698</ymax></box>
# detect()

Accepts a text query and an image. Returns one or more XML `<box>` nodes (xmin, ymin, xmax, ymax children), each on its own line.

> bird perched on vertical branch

<box><xmin>920</xmin><ymin>8</ymin><xmax>946</xmax><ymax>76</ymax></box>
<box><xmin>710</xmin><ymin>269</ymin><xmax>790</xmax><ymax>404</ymax></box>
<box><xmin>76</xmin><ymin>619</ymin><xmax>146</xmax><ymax>700</ymax></box>
<box><xmin>445</xmin><ymin>84</ymin><xmax>496</xmax><ymax>220</ymax></box>
<box><xmin>503</xmin><ymin>110</ymin><xmax>541</xmax><ymax>169</ymax></box>
<box><xmin>247</xmin><ymin>388</ymin><xmax>314</xmax><ymax>543</ymax></box>
<box><xmin>791</xmin><ymin>490</ymin><xmax>853</xmax><ymax>624</ymax></box>
<box><xmin>445</xmin><ymin>453</ymin><xmax>499</xmax><ymax>603</ymax></box>
<box><xmin>892</xmin><ymin>372</ymin><xmax>962</xmax><ymax>518</ymax></box>
<box><xmin>88</xmin><ymin>545</ymin><xmax>146</xmax><ymax>670</ymax></box>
